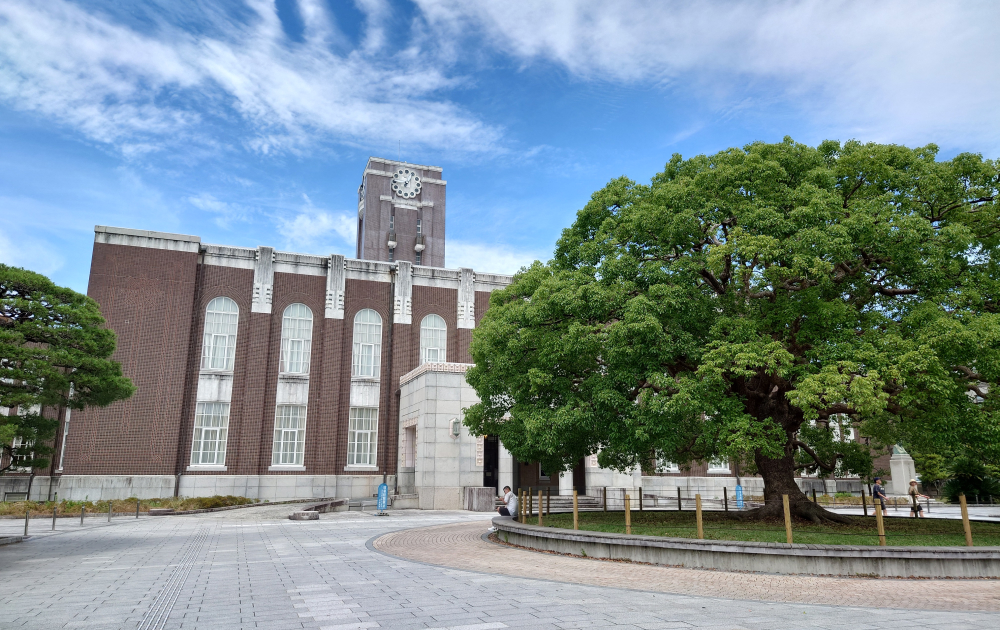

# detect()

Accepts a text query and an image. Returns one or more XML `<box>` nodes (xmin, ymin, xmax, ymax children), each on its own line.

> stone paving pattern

<box><xmin>0</xmin><ymin>504</ymin><xmax>997</xmax><ymax>629</ymax></box>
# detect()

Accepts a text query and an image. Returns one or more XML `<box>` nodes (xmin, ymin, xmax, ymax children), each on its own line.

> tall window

<box><xmin>191</xmin><ymin>402</ymin><xmax>230</xmax><ymax>465</ymax></box>
<box><xmin>420</xmin><ymin>314</ymin><xmax>447</xmax><ymax>364</ymax></box>
<box><xmin>9</xmin><ymin>436</ymin><xmax>33</xmax><ymax>472</ymax></box>
<box><xmin>272</xmin><ymin>405</ymin><xmax>307</xmax><ymax>466</ymax></box>
<box><xmin>415</xmin><ymin>250</ymin><xmax>421</xmax><ymax>265</ymax></box>
<box><xmin>352</xmin><ymin>309</ymin><xmax>382</xmax><ymax>378</ymax></box>
<box><xmin>348</xmin><ymin>407</ymin><xmax>378</xmax><ymax>466</ymax></box>
<box><xmin>280</xmin><ymin>303</ymin><xmax>313</xmax><ymax>374</ymax></box>
<box><xmin>201</xmin><ymin>297</ymin><xmax>239</xmax><ymax>371</ymax></box>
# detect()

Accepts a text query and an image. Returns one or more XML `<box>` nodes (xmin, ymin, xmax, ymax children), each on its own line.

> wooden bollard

<box><xmin>108</xmin><ymin>502</ymin><xmax>112</xmax><ymax>522</ymax></box>
<box><xmin>861</xmin><ymin>484</ymin><xmax>868</xmax><ymax>517</ymax></box>
<box><xmin>52</xmin><ymin>506</ymin><xmax>57</xmax><ymax>531</ymax></box>
<box><xmin>572</xmin><ymin>489</ymin><xmax>579</xmax><ymax>530</ymax></box>
<box><xmin>812</xmin><ymin>488</ymin><xmax>817</xmax><ymax>503</ymax></box>
<box><xmin>24</xmin><ymin>509</ymin><xmax>29</xmax><ymax>536</ymax></box>
<box><xmin>546</xmin><ymin>487</ymin><xmax>550</xmax><ymax>516</ymax></box>
<box><xmin>537</xmin><ymin>490</ymin><xmax>543</xmax><ymax>526</ymax></box>
<box><xmin>695</xmin><ymin>494</ymin><xmax>704</xmax><ymax>539</ymax></box>
<box><xmin>782</xmin><ymin>495</ymin><xmax>793</xmax><ymax>544</ymax></box>
<box><xmin>528</xmin><ymin>488</ymin><xmax>533</xmax><ymax>519</ymax></box>
<box><xmin>723</xmin><ymin>486</ymin><xmax>728</xmax><ymax>512</ymax></box>
<box><xmin>603</xmin><ymin>487</ymin><xmax>607</xmax><ymax>511</ymax></box>
<box><xmin>519</xmin><ymin>490</ymin><xmax>524</xmax><ymax>522</ymax></box>
<box><xmin>677</xmin><ymin>487</ymin><xmax>682</xmax><ymax>511</ymax></box>
<box><xmin>136</xmin><ymin>498</ymin><xmax>140</xmax><ymax>519</ymax></box>
<box><xmin>960</xmin><ymin>493</ymin><xmax>973</xmax><ymax>547</ymax></box>
<box><xmin>80</xmin><ymin>505</ymin><xmax>85</xmax><ymax>526</ymax></box>
<box><xmin>625</xmin><ymin>494</ymin><xmax>632</xmax><ymax>535</ymax></box>
<box><xmin>874</xmin><ymin>499</ymin><xmax>886</xmax><ymax>546</ymax></box>
<box><xmin>639</xmin><ymin>487</ymin><xmax>643</xmax><ymax>511</ymax></box>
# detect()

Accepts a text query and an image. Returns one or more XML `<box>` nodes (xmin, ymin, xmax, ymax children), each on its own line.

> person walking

<box><xmin>872</xmin><ymin>477</ymin><xmax>888</xmax><ymax>516</ymax></box>
<box><xmin>908</xmin><ymin>479</ymin><xmax>928</xmax><ymax>518</ymax></box>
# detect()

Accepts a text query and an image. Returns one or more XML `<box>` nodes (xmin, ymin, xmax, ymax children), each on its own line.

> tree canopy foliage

<box><xmin>465</xmin><ymin>138</ymin><xmax>1000</xmax><ymax>520</ymax></box>
<box><xmin>1</xmin><ymin>265</ymin><xmax>134</xmax><ymax>473</ymax></box>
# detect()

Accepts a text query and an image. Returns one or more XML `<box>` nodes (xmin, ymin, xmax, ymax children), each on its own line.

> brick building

<box><xmin>1</xmin><ymin>157</ymin><xmax>910</xmax><ymax>505</ymax></box>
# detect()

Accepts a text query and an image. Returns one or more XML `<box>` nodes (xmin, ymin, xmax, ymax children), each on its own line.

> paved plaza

<box><xmin>0</xmin><ymin>505</ymin><xmax>998</xmax><ymax>630</ymax></box>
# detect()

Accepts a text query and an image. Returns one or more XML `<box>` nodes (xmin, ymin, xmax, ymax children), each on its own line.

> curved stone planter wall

<box><xmin>492</xmin><ymin>517</ymin><xmax>1000</xmax><ymax>578</ymax></box>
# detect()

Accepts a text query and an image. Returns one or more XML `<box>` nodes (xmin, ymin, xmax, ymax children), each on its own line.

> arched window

<box><xmin>280</xmin><ymin>303</ymin><xmax>313</xmax><ymax>374</ymax></box>
<box><xmin>201</xmin><ymin>297</ymin><xmax>239</xmax><ymax>371</ymax></box>
<box><xmin>420</xmin><ymin>314</ymin><xmax>447</xmax><ymax>364</ymax></box>
<box><xmin>352</xmin><ymin>309</ymin><xmax>382</xmax><ymax>378</ymax></box>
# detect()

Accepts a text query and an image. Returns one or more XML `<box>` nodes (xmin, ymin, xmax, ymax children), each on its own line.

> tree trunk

<box><xmin>738</xmin><ymin>448</ymin><xmax>850</xmax><ymax>524</ymax></box>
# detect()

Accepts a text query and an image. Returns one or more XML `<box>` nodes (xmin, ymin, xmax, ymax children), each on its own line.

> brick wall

<box><xmin>64</xmin><ymin>242</ymin><xmax>198</xmax><ymax>475</ymax></box>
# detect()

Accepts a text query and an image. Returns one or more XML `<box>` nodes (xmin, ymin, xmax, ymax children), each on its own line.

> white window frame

<box><xmin>279</xmin><ymin>303</ymin><xmax>313</xmax><ymax>374</ymax></box>
<box><xmin>419</xmin><ymin>314</ymin><xmax>447</xmax><ymax>365</ymax></box>
<box><xmin>190</xmin><ymin>402</ymin><xmax>230</xmax><ymax>468</ymax></box>
<box><xmin>271</xmin><ymin>405</ymin><xmax>307</xmax><ymax>467</ymax></box>
<box><xmin>347</xmin><ymin>407</ymin><xmax>378</xmax><ymax>467</ymax></box>
<box><xmin>708</xmin><ymin>458</ymin><xmax>731</xmax><ymax>473</ymax></box>
<box><xmin>9</xmin><ymin>436</ymin><xmax>34</xmax><ymax>473</ymax></box>
<box><xmin>352</xmin><ymin>309</ymin><xmax>382</xmax><ymax>379</ymax></box>
<box><xmin>201</xmin><ymin>297</ymin><xmax>239</xmax><ymax>371</ymax></box>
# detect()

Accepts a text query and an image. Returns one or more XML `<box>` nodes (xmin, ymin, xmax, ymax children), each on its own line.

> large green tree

<box><xmin>1</xmin><ymin>265</ymin><xmax>134</xmax><ymax>474</ymax></box>
<box><xmin>465</xmin><ymin>138</ymin><xmax>1000</xmax><ymax>522</ymax></box>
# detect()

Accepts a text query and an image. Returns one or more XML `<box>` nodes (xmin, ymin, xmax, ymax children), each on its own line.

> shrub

<box><xmin>943</xmin><ymin>457</ymin><xmax>1000</xmax><ymax>503</ymax></box>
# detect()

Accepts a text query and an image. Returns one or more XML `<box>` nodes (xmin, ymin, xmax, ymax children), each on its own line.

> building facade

<box><xmin>1</xmin><ymin>158</ymin><xmax>908</xmax><ymax>505</ymax></box>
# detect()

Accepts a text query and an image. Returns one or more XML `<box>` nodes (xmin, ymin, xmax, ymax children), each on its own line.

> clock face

<box><xmin>391</xmin><ymin>168</ymin><xmax>422</xmax><ymax>199</ymax></box>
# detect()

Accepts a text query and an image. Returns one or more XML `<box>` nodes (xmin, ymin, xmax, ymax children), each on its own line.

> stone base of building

<box><xmin>1</xmin><ymin>475</ymin><xmax>395</xmax><ymax>502</ymax></box>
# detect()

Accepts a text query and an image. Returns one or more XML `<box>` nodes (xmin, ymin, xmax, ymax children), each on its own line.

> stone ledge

<box><xmin>493</xmin><ymin>517</ymin><xmax>1000</xmax><ymax>578</ymax></box>
<box><xmin>289</xmin><ymin>511</ymin><xmax>319</xmax><ymax>520</ymax></box>
<box><xmin>0</xmin><ymin>536</ymin><xmax>25</xmax><ymax>547</ymax></box>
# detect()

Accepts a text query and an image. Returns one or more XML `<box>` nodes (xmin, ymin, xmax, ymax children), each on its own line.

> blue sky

<box><xmin>2</xmin><ymin>1</ymin><xmax>1000</xmax><ymax>293</ymax></box>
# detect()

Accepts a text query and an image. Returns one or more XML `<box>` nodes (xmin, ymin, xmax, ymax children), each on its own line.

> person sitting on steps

<box><xmin>497</xmin><ymin>486</ymin><xmax>517</xmax><ymax>518</ymax></box>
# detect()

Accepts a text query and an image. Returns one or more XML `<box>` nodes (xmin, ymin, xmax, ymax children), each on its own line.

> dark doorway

<box><xmin>483</xmin><ymin>435</ymin><xmax>499</xmax><ymax>492</ymax></box>
<box><xmin>573</xmin><ymin>458</ymin><xmax>586</xmax><ymax>495</ymax></box>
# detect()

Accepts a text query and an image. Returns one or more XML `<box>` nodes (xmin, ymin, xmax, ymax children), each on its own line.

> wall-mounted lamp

<box><xmin>449</xmin><ymin>417</ymin><xmax>461</xmax><ymax>438</ymax></box>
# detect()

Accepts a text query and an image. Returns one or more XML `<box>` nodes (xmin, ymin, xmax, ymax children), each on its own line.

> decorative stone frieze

<box><xmin>394</xmin><ymin>261</ymin><xmax>413</xmax><ymax>325</ymax></box>
<box><xmin>325</xmin><ymin>254</ymin><xmax>345</xmax><ymax>319</ymax></box>
<box><xmin>251</xmin><ymin>246</ymin><xmax>275</xmax><ymax>314</ymax></box>
<box><xmin>457</xmin><ymin>267</ymin><xmax>475</xmax><ymax>329</ymax></box>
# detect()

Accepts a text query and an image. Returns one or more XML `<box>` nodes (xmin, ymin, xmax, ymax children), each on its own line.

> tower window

<box><xmin>416</xmin><ymin>219</ymin><xmax>421</xmax><ymax>234</ymax></box>
<box><xmin>388</xmin><ymin>248</ymin><xmax>394</xmax><ymax>262</ymax></box>
<box><xmin>390</xmin><ymin>215</ymin><xmax>394</xmax><ymax>230</ymax></box>
<box><xmin>415</xmin><ymin>251</ymin><xmax>421</xmax><ymax>265</ymax></box>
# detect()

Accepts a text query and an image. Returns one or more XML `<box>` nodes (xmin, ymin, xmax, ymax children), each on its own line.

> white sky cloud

<box><xmin>446</xmin><ymin>240</ymin><xmax>543</xmax><ymax>275</ymax></box>
<box><xmin>0</xmin><ymin>0</ymin><xmax>501</xmax><ymax>155</ymax></box>
<box><xmin>417</xmin><ymin>0</ymin><xmax>1000</xmax><ymax>148</ymax></box>
<box><xmin>277</xmin><ymin>201</ymin><xmax>356</xmax><ymax>254</ymax></box>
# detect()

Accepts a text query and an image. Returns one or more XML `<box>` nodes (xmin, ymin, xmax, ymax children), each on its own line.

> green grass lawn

<box><xmin>541</xmin><ymin>510</ymin><xmax>1000</xmax><ymax>547</ymax></box>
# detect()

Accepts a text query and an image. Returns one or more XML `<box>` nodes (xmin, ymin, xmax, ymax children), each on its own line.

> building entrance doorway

<box><xmin>482</xmin><ymin>435</ymin><xmax>499</xmax><ymax>492</ymax></box>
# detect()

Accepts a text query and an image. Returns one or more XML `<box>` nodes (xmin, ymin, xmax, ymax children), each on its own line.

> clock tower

<box><xmin>356</xmin><ymin>157</ymin><xmax>446</xmax><ymax>268</ymax></box>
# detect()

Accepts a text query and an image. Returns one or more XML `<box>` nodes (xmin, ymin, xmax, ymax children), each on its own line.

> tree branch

<box><xmin>793</xmin><ymin>439</ymin><xmax>841</xmax><ymax>472</ymax></box>
<box><xmin>954</xmin><ymin>365</ymin><xmax>985</xmax><ymax>381</ymax></box>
